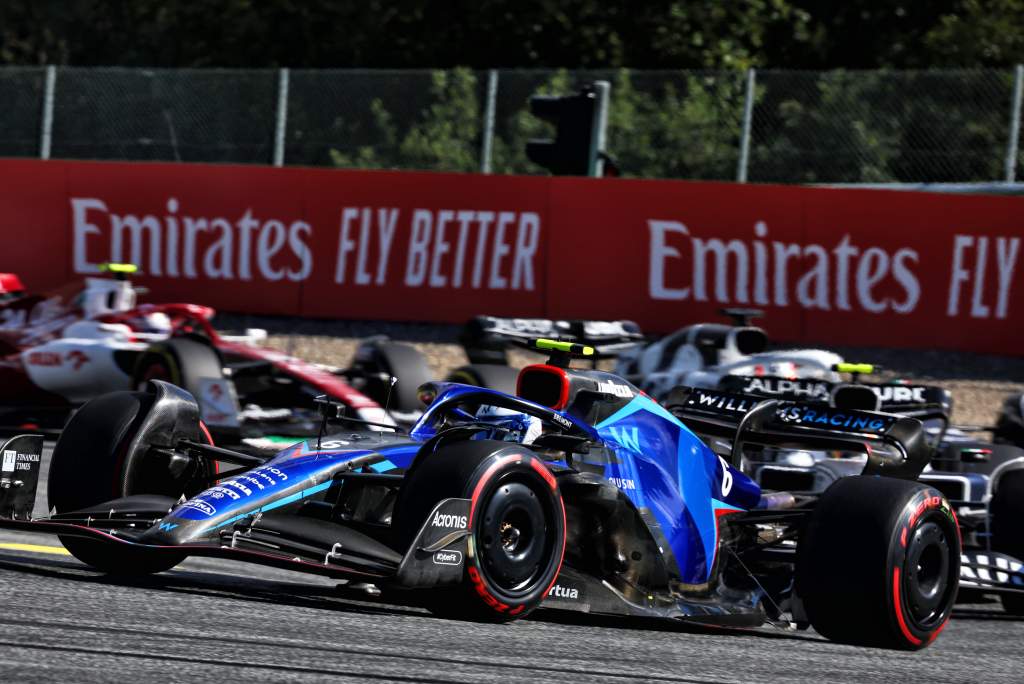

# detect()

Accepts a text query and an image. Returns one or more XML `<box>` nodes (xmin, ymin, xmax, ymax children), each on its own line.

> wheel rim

<box><xmin>478</xmin><ymin>478</ymin><xmax>554</xmax><ymax>595</ymax></box>
<box><xmin>903</xmin><ymin>519</ymin><xmax>953</xmax><ymax>627</ymax></box>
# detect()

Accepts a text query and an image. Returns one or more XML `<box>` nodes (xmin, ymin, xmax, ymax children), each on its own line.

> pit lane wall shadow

<box><xmin>0</xmin><ymin>158</ymin><xmax>1020</xmax><ymax>355</ymax></box>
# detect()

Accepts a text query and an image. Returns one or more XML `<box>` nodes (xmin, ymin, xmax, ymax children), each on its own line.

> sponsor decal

<box><xmin>690</xmin><ymin>390</ymin><xmax>758</xmax><ymax>413</ymax></box>
<box><xmin>740</xmin><ymin>377</ymin><xmax>931</xmax><ymax>407</ymax></box>
<box><xmin>178</xmin><ymin>500</ymin><xmax>216</xmax><ymax>517</ymax></box>
<box><xmin>608</xmin><ymin>477</ymin><xmax>636</xmax><ymax>491</ymax></box>
<box><xmin>338</xmin><ymin>208</ymin><xmax>540</xmax><ymax>291</ymax></box>
<box><xmin>549</xmin><ymin>413</ymin><xmax>572</xmax><ymax>429</ymax></box>
<box><xmin>907</xmin><ymin>495</ymin><xmax>944</xmax><ymax>531</ymax></box>
<box><xmin>72</xmin><ymin>198</ymin><xmax>542</xmax><ymax>293</ymax></box>
<box><xmin>197</xmin><ymin>378</ymin><xmax>239</xmax><ymax>428</ymax></box>
<box><xmin>253</xmin><ymin>470</ymin><xmax>278</xmax><ymax>487</ymax></box>
<box><xmin>241</xmin><ymin>475</ymin><xmax>265</xmax><ymax>491</ymax></box>
<box><xmin>266</xmin><ymin>467</ymin><xmax>288</xmax><ymax>481</ymax></box>
<box><xmin>547</xmin><ymin>581</ymin><xmax>585</xmax><ymax>602</ymax></box>
<box><xmin>1</xmin><ymin>450</ymin><xmax>15</xmax><ymax>473</ymax></box>
<box><xmin>742</xmin><ymin>377</ymin><xmax>831</xmax><ymax>401</ymax></box>
<box><xmin>775</xmin><ymin>405</ymin><xmax>891</xmax><ymax>433</ymax></box>
<box><xmin>158</xmin><ymin>522</ymin><xmax>178</xmax><ymax>532</ymax></box>
<box><xmin>432</xmin><ymin>549</ymin><xmax>463</xmax><ymax>566</ymax></box>
<box><xmin>206</xmin><ymin>466</ymin><xmax>287</xmax><ymax>502</ymax></box>
<box><xmin>27</xmin><ymin>351</ymin><xmax>62</xmax><ymax>367</ymax></box>
<box><xmin>225</xmin><ymin>480</ymin><xmax>253</xmax><ymax>497</ymax></box>
<box><xmin>14</xmin><ymin>451</ymin><xmax>39</xmax><ymax>471</ymax></box>
<box><xmin>597</xmin><ymin>381</ymin><xmax>633</xmax><ymax>399</ymax></box>
<box><xmin>65</xmin><ymin>350</ymin><xmax>89</xmax><ymax>370</ymax></box>
<box><xmin>7</xmin><ymin>161</ymin><xmax>1018</xmax><ymax>357</ymax></box>
<box><xmin>874</xmin><ymin>385</ymin><xmax>927</xmax><ymax>404</ymax></box>
<box><xmin>649</xmin><ymin>220</ymin><xmax>928</xmax><ymax>316</ymax></box>
<box><xmin>432</xmin><ymin>511</ymin><xmax>468</xmax><ymax>529</ymax></box>
<box><xmin>208</xmin><ymin>486</ymin><xmax>241</xmax><ymax>501</ymax></box>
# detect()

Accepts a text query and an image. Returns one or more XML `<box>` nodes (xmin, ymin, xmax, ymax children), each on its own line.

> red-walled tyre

<box><xmin>797</xmin><ymin>476</ymin><xmax>960</xmax><ymax>650</ymax></box>
<box><xmin>394</xmin><ymin>440</ymin><xmax>566</xmax><ymax>621</ymax></box>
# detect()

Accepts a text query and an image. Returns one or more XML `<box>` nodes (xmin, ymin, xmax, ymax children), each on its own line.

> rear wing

<box><xmin>717</xmin><ymin>375</ymin><xmax>951</xmax><ymax>442</ymax></box>
<box><xmin>460</xmin><ymin>316</ymin><xmax>644</xmax><ymax>364</ymax></box>
<box><xmin>664</xmin><ymin>387</ymin><xmax>930</xmax><ymax>480</ymax></box>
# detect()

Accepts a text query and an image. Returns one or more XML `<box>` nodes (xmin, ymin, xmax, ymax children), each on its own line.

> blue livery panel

<box><xmin>165</xmin><ymin>437</ymin><xmax>420</xmax><ymax>539</ymax></box>
<box><xmin>596</xmin><ymin>395</ymin><xmax>759</xmax><ymax>585</ymax></box>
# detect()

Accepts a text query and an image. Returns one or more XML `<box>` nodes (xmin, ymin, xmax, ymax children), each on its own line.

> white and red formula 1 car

<box><xmin>0</xmin><ymin>264</ymin><xmax>430</xmax><ymax>450</ymax></box>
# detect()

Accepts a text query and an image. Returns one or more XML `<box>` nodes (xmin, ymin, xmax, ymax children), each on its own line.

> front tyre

<box><xmin>797</xmin><ymin>477</ymin><xmax>959</xmax><ymax>650</ymax></box>
<box><xmin>395</xmin><ymin>441</ymin><xmax>566</xmax><ymax>621</ymax></box>
<box><xmin>49</xmin><ymin>387</ymin><xmax>211</xmax><ymax>575</ymax></box>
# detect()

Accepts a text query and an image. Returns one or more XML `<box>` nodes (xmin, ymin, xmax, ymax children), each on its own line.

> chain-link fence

<box><xmin>2</xmin><ymin>66</ymin><xmax>1022</xmax><ymax>184</ymax></box>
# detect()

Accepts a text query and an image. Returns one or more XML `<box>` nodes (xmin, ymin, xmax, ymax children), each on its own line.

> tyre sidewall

<box><xmin>462</xmin><ymin>453</ymin><xmax>566</xmax><ymax>618</ymax></box>
<box><xmin>798</xmin><ymin>477</ymin><xmax>960</xmax><ymax>650</ymax></box>
<box><xmin>886</xmin><ymin>488</ymin><xmax>960</xmax><ymax>648</ymax></box>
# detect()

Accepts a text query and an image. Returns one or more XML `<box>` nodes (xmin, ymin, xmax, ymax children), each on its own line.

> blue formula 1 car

<box><xmin>0</xmin><ymin>340</ymin><xmax>959</xmax><ymax>650</ymax></box>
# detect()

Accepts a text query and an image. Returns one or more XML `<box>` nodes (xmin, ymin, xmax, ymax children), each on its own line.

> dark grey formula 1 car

<box><xmin>718</xmin><ymin>371</ymin><xmax>1024</xmax><ymax>613</ymax></box>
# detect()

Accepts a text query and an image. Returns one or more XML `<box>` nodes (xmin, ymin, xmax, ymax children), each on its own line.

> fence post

<box><xmin>273</xmin><ymin>68</ymin><xmax>290</xmax><ymax>167</ymax></box>
<box><xmin>1006</xmin><ymin>64</ymin><xmax>1023</xmax><ymax>183</ymax></box>
<box><xmin>590</xmin><ymin>80</ymin><xmax>611</xmax><ymax>177</ymax></box>
<box><xmin>39</xmin><ymin>65</ymin><xmax>57</xmax><ymax>160</ymax></box>
<box><xmin>480</xmin><ymin>69</ymin><xmax>498</xmax><ymax>174</ymax></box>
<box><xmin>736</xmin><ymin>68</ymin><xmax>756</xmax><ymax>183</ymax></box>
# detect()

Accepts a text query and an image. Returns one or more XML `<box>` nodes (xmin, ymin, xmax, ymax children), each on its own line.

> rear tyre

<box><xmin>394</xmin><ymin>440</ymin><xmax>565</xmax><ymax>621</ymax></box>
<box><xmin>797</xmin><ymin>476</ymin><xmax>959</xmax><ymax>650</ymax></box>
<box><xmin>994</xmin><ymin>393</ymin><xmax>1024</xmax><ymax>448</ymax></box>
<box><xmin>49</xmin><ymin>390</ymin><xmax>211</xmax><ymax>575</ymax></box>
<box><xmin>446</xmin><ymin>364</ymin><xmax>520</xmax><ymax>395</ymax></box>
<box><xmin>358</xmin><ymin>341</ymin><xmax>433</xmax><ymax>413</ymax></box>
<box><xmin>991</xmin><ymin>468</ymin><xmax>1024</xmax><ymax>614</ymax></box>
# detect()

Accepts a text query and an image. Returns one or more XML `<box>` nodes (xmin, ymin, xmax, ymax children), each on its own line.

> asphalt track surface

<box><xmin>0</xmin><ymin>446</ymin><xmax>1021</xmax><ymax>683</ymax></box>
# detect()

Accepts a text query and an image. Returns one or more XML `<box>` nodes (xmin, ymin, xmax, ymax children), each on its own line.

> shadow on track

<box><xmin>0</xmin><ymin>550</ymin><xmax>821</xmax><ymax>650</ymax></box>
<box><xmin>0</xmin><ymin>551</ymin><xmax>425</xmax><ymax>619</ymax></box>
<box><xmin>526</xmin><ymin>605</ymin><xmax>823</xmax><ymax>644</ymax></box>
<box><xmin>952</xmin><ymin>606</ymin><xmax>1021</xmax><ymax>621</ymax></box>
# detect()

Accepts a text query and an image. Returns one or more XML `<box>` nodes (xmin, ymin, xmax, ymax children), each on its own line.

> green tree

<box><xmin>329</xmin><ymin>68</ymin><xmax>481</xmax><ymax>172</ymax></box>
